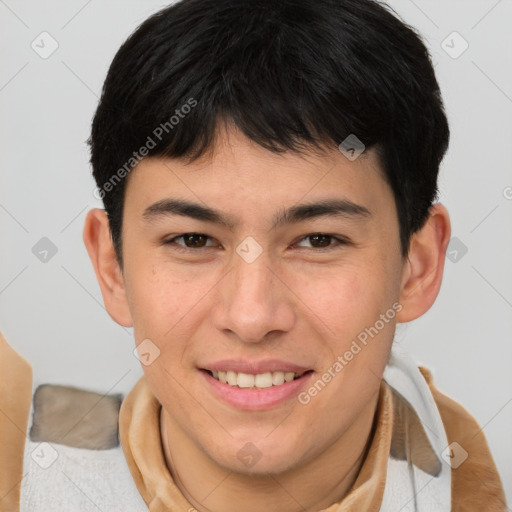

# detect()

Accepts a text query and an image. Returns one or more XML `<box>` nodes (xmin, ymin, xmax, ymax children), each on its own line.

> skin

<box><xmin>84</xmin><ymin>124</ymin><xmax>451</xmax><ymax>512</ymax></box>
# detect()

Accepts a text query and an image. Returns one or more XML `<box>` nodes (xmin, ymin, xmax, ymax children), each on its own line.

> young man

<box><xmin>1</xmin><ymin>0</ymin><xmax>506</xmax><ymax>510</ymax></box>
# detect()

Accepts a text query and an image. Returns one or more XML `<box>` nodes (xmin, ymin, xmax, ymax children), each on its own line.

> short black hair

<box><xmin>89</xmin><ymin>0</ymin><xmax>450</xmax><ymax>267</ymax></box>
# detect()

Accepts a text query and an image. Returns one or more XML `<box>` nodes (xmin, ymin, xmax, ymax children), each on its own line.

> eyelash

<box><xmin>163</xmin><ymin>233</ymin><xmax>350</xmax><ymax>253</ymax></box>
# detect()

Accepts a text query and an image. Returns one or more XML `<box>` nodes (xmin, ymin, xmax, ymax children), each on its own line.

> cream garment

<box><xmin>19</xmin><ymin>437</ymin><xmax>149</xmax><ymax>512</ymax></box>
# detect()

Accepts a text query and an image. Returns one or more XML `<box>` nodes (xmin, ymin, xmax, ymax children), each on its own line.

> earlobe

<box><xmin>396</xmin><ymin>203</ymin><xmax>451</xmax><ymax>323</ymax></box>
<box><xmin>83</xmin><ymin>209</ymin><xmax>133</xmax><ymax>327</ymax></box>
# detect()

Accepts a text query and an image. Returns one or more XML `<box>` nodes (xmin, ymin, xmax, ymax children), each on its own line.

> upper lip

<box><xmin>200</xmin><ymin>359</ymin><xmax>312</xmax><ymax>374</ymax></box>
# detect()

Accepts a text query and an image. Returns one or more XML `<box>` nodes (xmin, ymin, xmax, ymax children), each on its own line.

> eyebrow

<box><xmin>142</xmin><ymin>198</ymin><xmax>371</xmax><ymax>230</ymax></box>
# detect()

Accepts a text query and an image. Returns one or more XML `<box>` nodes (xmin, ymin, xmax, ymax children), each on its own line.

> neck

<box><xmin>160</xmin><ymin>392</ymin><xmax>379</xmax><ymax>512</ymax></box>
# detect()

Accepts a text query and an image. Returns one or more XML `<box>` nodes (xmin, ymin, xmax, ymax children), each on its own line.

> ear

<box><xmin>83</xmin><ymin>209</ymin><xmax>133</xmax><ymax>327</ymax></box>
<box><xmin>396</xmin><ymin>203</ymin><xmax>451</xmax><ymax>323</ymax></box>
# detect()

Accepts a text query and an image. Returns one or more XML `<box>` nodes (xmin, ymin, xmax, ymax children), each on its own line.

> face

<box><xmin>120</xmin><ymin>126</ymin><xmax>406</xmax><ymax>475</ymax></box>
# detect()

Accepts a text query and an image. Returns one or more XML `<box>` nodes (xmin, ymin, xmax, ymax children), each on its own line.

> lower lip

<box><xmin>200</xmin><ymin>370</ymin><xmax>314</xmax><ymax>411</ymax></box>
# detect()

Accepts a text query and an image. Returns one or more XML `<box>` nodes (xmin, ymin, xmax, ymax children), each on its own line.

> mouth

<box><xmin>201</xmin><ymin>369</ymin><xmax>314</xmax><ymax>389</ymax></box>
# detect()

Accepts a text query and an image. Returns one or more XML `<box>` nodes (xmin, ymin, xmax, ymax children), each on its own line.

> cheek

<box><xmin>124</xmin><ymin>259</ymin><xmax>203</xmax><ymax>341</ymax></box>
<box><xmin>287</xmin><ymin>259</ymin><xmax>399</xmax><ymax>376</ymax></box>
<box><xmin>288</xmin><ymin>263</ymin><xmax>388</xmax><ymax>333</ymax></box>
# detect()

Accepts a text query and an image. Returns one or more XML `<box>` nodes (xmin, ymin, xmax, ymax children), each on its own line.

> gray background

<box><xmin>1</xmin><ymin>0</ymin><xmax>511</xmax><ymax>504</ymax></box>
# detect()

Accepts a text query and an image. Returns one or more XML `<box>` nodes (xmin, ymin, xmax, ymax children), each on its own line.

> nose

<box><xmin>212</xmin><ymin>252</ymin><xmax>296</xmax><ymax>344</ymax></box>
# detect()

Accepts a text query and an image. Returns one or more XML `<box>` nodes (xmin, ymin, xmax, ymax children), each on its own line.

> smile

<box><xmin>206</xmin><ymin>370</ymin><xmax>309</xmax><ymax>389</ymax></box>
<box><xmin>201</xmin><ymin>368</ymin><xmax>314</xmax><ymax>410</ymax></box>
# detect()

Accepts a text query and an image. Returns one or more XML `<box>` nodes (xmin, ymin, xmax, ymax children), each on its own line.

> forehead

<box><xmin>124</xmin><ymin>127</ymin><xmax>392</xmax><ymax>221</ymax></box>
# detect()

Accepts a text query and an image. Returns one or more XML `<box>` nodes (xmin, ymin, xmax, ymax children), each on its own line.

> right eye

<box><xmin>164</xmin><ymin>233</ymin><xmax>219</xmax><ymax>251</ymax></box>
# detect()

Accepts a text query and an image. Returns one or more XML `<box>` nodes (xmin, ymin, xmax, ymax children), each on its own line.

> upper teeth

<box><xmin>211</xmin><ymin>370</ymin><xmax>305</xmax><ymax>388</ymax></box>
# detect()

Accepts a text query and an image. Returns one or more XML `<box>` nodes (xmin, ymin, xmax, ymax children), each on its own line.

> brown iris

<box><xmin>182</xmin><ymin>234</ymin><xmax>209</xmax><ymax>248</ymax></box>
<box><xmin>308</xmin><ymin>234</ymin><xmax>332</xmax><ymax>248</ymax></box>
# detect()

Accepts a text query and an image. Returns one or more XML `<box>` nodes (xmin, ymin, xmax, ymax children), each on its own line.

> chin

<box><xmin>205</xmin><ymin>434</ymin><xmax>308</xmax><ymax>476</ymax></box>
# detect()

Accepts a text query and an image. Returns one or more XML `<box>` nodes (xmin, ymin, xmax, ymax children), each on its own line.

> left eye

<box><xmin>295</xmin><ymin>234</ymin><xmax>344</xmax><ymax>249</ymax></box>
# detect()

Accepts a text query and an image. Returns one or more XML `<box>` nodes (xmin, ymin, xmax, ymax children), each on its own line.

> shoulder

<box><xmin>419</xmin><ymin>367</ymin><xmax>507</xmax><ymax>512</ymax></box>
<box><xmin>21</xmin><ymin>438</ymin><xmax>149</xmax><ymax>512</ymax></box>
<box><xmin>21</xmin><ymin>382</ymin><xmax>149</xmax><ymax>511</ymax></box>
